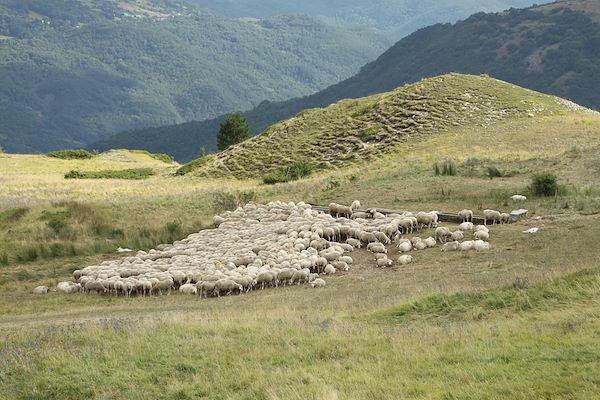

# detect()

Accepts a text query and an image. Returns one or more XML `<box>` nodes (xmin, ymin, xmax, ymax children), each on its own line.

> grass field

<box><xmin>1</xmin><ymin>78</ymin><xmax>600</xmax><ymax>398</ymax></box>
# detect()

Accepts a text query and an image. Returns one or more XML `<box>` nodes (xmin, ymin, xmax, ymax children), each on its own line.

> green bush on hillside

<box><xmin>433</xmin><ymin>158</ymin><xmax>457</xmax><ymax>176</ymax></box>
<box><xmin>64</xmin><ymin>168</ymin><xmax>154</xmax><ymax>180</ymax></box>
<box><xmin>263</xmin><ymin>160</ymin><xmax>313</xmax><ymax>184</ymax></box>
<box><xmin>46</xmin><ymin>149</ymin><xmax>94</xmax><ymax>160</ymax></box>
<box><xmin>175</xmin><ymin>156</ymin><xmax>214</xmax><ymax>176</ymax></box>
<box><xmin>530</xmin><ymin>172</ymin><xmax>559</xmax><ymax>197</ymax></box>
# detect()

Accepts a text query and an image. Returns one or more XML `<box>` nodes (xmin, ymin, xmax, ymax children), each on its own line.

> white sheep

<box><xmin>376</xmin><ymin>257</ymin><xmax>393</xmax><ymax>268</ymax></box>
<box><xmin>311</xmin><ymin>278</ymin><xmax>326</xmax><ymax>288</ymax></box>
<box><xmin>346</xmin><ymin>238</ymin><xmax>362</xmax><ymax>248</ymax></box>
<box><xmin>424</xmin><ymin>237</ymin><xmax>437</xmax><ymax>248</ymax></box>
<box><xmin>451</xmin><ymin>231</ymin><xmax>464</xmax><ymax>241</ymax></box>
<box><xmin>413</xmin><ymin>241</ymin><xmax>427</xmax><ymax>251</ymax></box>
<box><xmin>367</xmin><ymin>242</ymin><xmax>387</xmax><ymax>254</ymax></box>
<box><xmin>441</xmin><ymin>241</ymin><xmax>460</xmax><ymax>252</ymax></box>
<box><xmin>324</xmin><ymin>264</ymin><xmax>337</xmax><ymax>275</ymax></box>
<box><xmin>458</xmin><ymin>222</ymin><xmax>474</xmax><ymax>231</ymax></box>
<box><xmin>459</xmin><ymin>241</ymin><xmax>474</xmax><ymax>251</ymax></box>
<box><xmin>435</xmin><ymin>227</ymin><xmax>452</xmax><ymax>243</ymax></box>
<box><xmin>33</xmin><ymin>286</ymin><xmax>49</xmax><ymax>295</ymax></box>
<box><xmin>473</xmin><ymin>240</ymin><xmax>491</xmax><ymax>252</ymax></box>
<box><xmin>483</xmin><ymin>209</ymin><xmax>501</xmax><ymax>225</ymax></box>
<box><xmin>474</xmin><ymin>230</ymin><xmax>490</xmax><ymax>241</ymax></box>
<box><xmin>511</xmin><ymin>195</ymin><xmax>527</xmax><ymax>202</ymax></box>
<box><xmin>397</xmin><ymin>241</ymin><xmax>412</xmax><ymax>253</ymax></box>
<box><xmin>57</xmin><ymin>282</ymin><xmax>81</xmax><ymax>294</ymax></box>
<box><xmin>458</xmin><ymin>209</ymin><xmax>473</xmax><ymax>222</ymax></box>
<box><xmin>397</xmin><ymin>255</ymin><xmax>413</xmax><ymax>265</ymax></box>
<box><xmin>500</xmin><ymin>213</ymin><xmax>511</xmax><ymax>224</ymax></box>
<box><xmin>179</xmin><ymin>283</ymin><xmax>198</xmax><ymax>295</ymax></box>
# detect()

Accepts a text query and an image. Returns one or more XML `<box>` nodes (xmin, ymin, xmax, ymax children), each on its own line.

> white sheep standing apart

<box><xmin>458</xmin><ymin>209</ymin><xmax>473</xmax><ymax>222</ymax></box>
<box><xmin>511</xmin><ymin>195</ymin><xmax>527</xmax><ymax>202</ymax></box>
<box><xmin>311</xmin><ymin>278</ymin><xmax>326</xmax><ymax>288</ymax></box>
<box><xmin>33</xmin><ymin>286</ymin><xmax>49</xmax><ymax>295</ymax></box>
<box><xmin>397</xmin><ymin>255</ymin><xmax>414</xmax><ymax>265</ymax></box>
<box><xmin>441</xmin><ymin>241</ymin><xmax>460</xmax><ymax>252</ymax></box>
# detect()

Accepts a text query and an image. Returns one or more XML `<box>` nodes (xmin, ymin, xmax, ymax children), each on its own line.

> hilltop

<box><xmin>98</xmin><ymin>0</ymin><xmax>600</xmax><ymax>161</ymax></box>
<box><xmin>180</xmin><ymin>73</ymin><xmax>589</xmax><ymax>178</ymax></box>
<box><xmin>0</xmin><ymin>0</ymin><xmax>387</xmax><ymax>153</ymax></box>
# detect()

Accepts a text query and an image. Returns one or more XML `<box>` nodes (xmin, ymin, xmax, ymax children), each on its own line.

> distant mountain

<box><xmin>187</xmin><ymin>74</ymin><xmax>586</xmax><ymax>178</ymax></box>
<box><xmin>186</xmin><ymin>0</ymin><xmax>537</xmax><ymax>40</ymax></box>
<box><xmin>95</xmin><ymin>0</ymin><xmax>600</xmax><ymax>162</ymax></box>
<box><xmin>0</xmin><ymin>0</ymin><xmax>387</xmax><ymax>153</ymax></box>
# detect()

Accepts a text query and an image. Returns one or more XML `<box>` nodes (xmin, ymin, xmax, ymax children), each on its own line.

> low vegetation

<box><xmin>46</xmin><ymin>149</ymin><xmax>95</xmax><ymax>160</ymax></box>
<box><xmin>263</xmin><ymin>160</ymin><xmax>313</xmax><ymax>184</ymax></box>
<box><xmin>64</xmin><ymin>168</ymin><xmax>154</xmax><ymax>180</ymax></box>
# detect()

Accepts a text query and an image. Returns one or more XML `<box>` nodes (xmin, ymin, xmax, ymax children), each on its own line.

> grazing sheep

<box><xmin>459</xmin><ymin>222</ymin><xmax>474</xmax><ymax>231</ymax></box>
<box><xmin>291</xmin><ymin>268</ymin><xmax>311</xmax><ymax>285</ymax></box>
<box><xmin>451</xmin><ymin>231</ymin><xmax>464</xmax><ymax>241</ymax></box>
<box><xmin>154</xmin><ymin>280</ymin><xmax>174</xmax><ymax>296</ymax></box>
<box><xmin>483</xmin><ymin>209</ymin><xmax>502</xmax><ymax>225</ymax></box>
<box><xmin>413</xmin><ymin>241</ymin><xmax>427</xmax><ymax>251</ymax></box>
<box><xmin>473</xmin><ymin>240</ymin><xmax>491</xmax><ymax>252</ymax></box>
<box><xmin>458</xmin><ymin>209</ymin><xmax>473</xmax><ymax>222</ymax></box>
<box><xmin>424</xmin><ymin>237</ymin><xmax>437</xmax><ymax>248</ymax></box>
<box><xmin>351</xmin><ymin>212</ymin><xmax>370</xmax><ymax>220</ymax></box>
<box><xmin>256</xmin><ymin>271</ymin><xmax>276</xmax><ymax>289</ymax></box>
<box><xmin>511</xmin><ymin>195</ymin><xmax>527</xmax><ymax>202</ymax></box>
<box><xmin>57</xmin><ymin>282</ymin><xmax>81</xmax><ymax>294</ymax></box>
<box><xmin>332</xmin><ymin>261</ymin><xmax>350</xmax><ymax>272</ymax></box>
<box><xmin>441</xmin><ymin>241</ymin><xmax>460</xmax><ymax>252</ymax></box>
<box><xmin>179</xmin><ymin>284</ymin><xmax>198</xmax><ymax>295</ymax></box>
<box><xmin>196</xmin><ymin>281</ymin><xmax>216</xmax><ymax>297</ymax></box>
<box><xmin>500</xmin><ymin>213</ymin><xmax>511</xmax><ymax>224</ymax></box>
<box><xmin>397</xmin><ymin>241</ymin><xmax>412</xmax><ymax>253</ymax></box>
<box><xmin>311</xmin><ymin>278</ymin><xmax>326</xmax><ymax>288</ymax></box>
<box><xmin>474</xmin><ymin>230</ymin><xmax>490</xmax><ymax>241</ymax></box>
<box><xmin>374</xmin><ymin>232</ymin><xmax>391</xmax><ymax>244</ymax></box>
<box><xmin>397</xmin><ymin>254</ymin><xmax>414</xmax><ymax>265</ymax></box>
<box><xmin>367</xmin><ymin>242</ymin><xmax>387</xmax><ymax>254</ymax></box>
<box><xmin>324</xmin><ymin>264</ymin><xmax>337</xmax><ymax>275</ymax></box>
<box><xmin>416</xmin><ymin>212</ymin><xmax>434</xmax><ymax>230</ymax></box>
<box><xmin>376</xmin><ymin>256</ymin><xmax>393</xmax><ymax>268</ymax></box>
<box><xmin>476</xmin><ymin>225</ymin><xmax>489</xmax><ymax>233</ymax></box>
<box><xmin>351</xmin><ymin>200</ymin><xmax>361</xmax><ymax>211</ymax></box>
<box><xmin>459</xmin><ymin>241</ymin><xmax>475</xmax><ymax>251</ymax></box>
<box><xmin>346</xmin><ymin>238</ymin><xmax>362</xmax><ymax>248</ymax></box>
<box><xmin>33</xmin><ymin>286</ymin><xmax>49</xmax><ymax>295</ymax></box>
<box><xmin>84</xmin><ymin>281</ymin><xmax>107</xmax><ymax>294</ymax></box>
<box><xmin>435</xmin><ymin>227</ymin><xmax>452</xmax><ymax>243</ymax></box>
<box><xmin>214</xmin><ymin>279</ymin><xmax>243</xmax><ymax>296</ymax></box>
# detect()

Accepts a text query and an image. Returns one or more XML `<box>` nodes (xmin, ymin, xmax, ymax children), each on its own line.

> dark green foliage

<box><xmin>46</xmin><ymin>149</ymin><xmax>94</xmax><ymax>159</ymax></box>
<box><xmin>486</xmin><ymin>166</ymin><xmax>504</xmax><ymax>179</ymax></box>
<box><xmin>64</xmin><ymin>168</ymin><xmax>154</xmax><ymax>180</ymax></box>
<box><xmin>103</xmin><ymin>2</ymin><xmax>600</xmax><ymax>162</ymax></box>
<box><xmin>263</xmin><ymin>160</ymin><xmax>313</xmax><ymax>184</ymax></box>
<box><xmin>530</xmin><ymin>171</ymin><xmax>559</xmax><ymax>197</ymax></box>
<box><xmin>0</xmin><ymin>1</ymin><xmax>387</xmax><ymax>154</ymax></box>
<box><xmin>212</xmin><ymin>191</ymin><xmax>257</xmax><ymax>213</ymax></box>
<box><xmin>217</xmin><ymin>113</ymin><xmax>251</xmax><ymax>151</ymax></box>
<box><xmin>175</xmin><ymin>156</ymin><xmax>213</xmax><ymax>176</ymax></box>
<box><xmin>0</xmin><ymin>252</ymin><xmax>8</xmax><ymax>266</ymax></box>
<box><xmin>433</xmin><ymin>159</ymin><xmax>457</xmax><ymax>176</ymax></box>
<box><xmin>0</xmin><ymin>207</ymin><xmax>29</xmax><ymax>224</ymax></box>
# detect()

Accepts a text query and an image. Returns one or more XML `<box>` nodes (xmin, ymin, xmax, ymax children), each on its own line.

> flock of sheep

<box><xmin>33</xmin><ymin>200</ymin><xmax>507</xmax><ymax>298</ymax></box>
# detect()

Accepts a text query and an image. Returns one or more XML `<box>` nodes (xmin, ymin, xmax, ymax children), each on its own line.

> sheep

<box><xmin>476</xmin><ymin>225</ymin><xmax>489</xmax><ymax>233</ymax></box>
<box><xmin>416</xmin><ymin>212</ymin><xmax>434</xmax><ymax>230</ymax></box>
<box><xmin>179</xmin><ymin>284</ymin><xmax>198</xmax><ymax>295</ymax></box>
<box><xmin>511</xmin><ymin>195</ymin><xmax>527</xmax><ymax>202</ymax></box>
<box><xmin>351</xmin><ymin>200</ymin><xmax>361</xmax><ymax>211</ymax></box>
<box><xmin>500</xmin><ymin>213</ymin><xmax>511</xmax><ymax>224</ymax></box>
<box><xmin>367</xmin><ymin>242</ymin><xmax>387</xmax><ymax>254</ymax></box>
<box><xmin>459</xmin><ymin>241</ymin><xmax>474</xmax><ymax>251</ymax></box>
<box><xmin>483</xmin><ymin>209</ymin><xmax>502</xmax><ymax>225</ymax></box>
<box><xmin>376</xmin><ymin>256</ymin><xmax>393</xmax><ymax>268</ymax></box>
<box><xmin>214</xmin><ymin>279</ymin><xmax>243</xmax><ymax>297</ymax></box>
<box><xmin>473</xmin><ymin>240</ymin><xmax>491</xmax><ymax>252</ymax></box>
<box><xmin>413</xmin><ymin>241</ymin><xmax>427</xmax><ymax>251</ymax></box>
<box><xmin>435</xmin><ymin>227</ymin><xmax>452</xmax><ymax>243</ymax></box>
<box><xmin>291</xmin><ymin>268</ymin><xmax>311</xmax><ymax>285</ymax></box>
<box><xmin>196</xmin><ymin>281</ymin><xmax>216</xmax><ymax>297</ymax></box>
<box><xmin>474</xmin><ymin>230</ymin><xmax>490</xmax><ymax>241</ymax></box>
<box><xmin>324</xmin><ymin>264</ymin><xmax>337</xmax><ymax>275</ymax></box>
<box><xmin>397</xmin><ymin>255</ymin><xmax>413</xmax><ymax>265</ymax></box>
<box><xmin>450</xmin><ymin>231</ymin><xmax>464</xmax><ymax>241</ymax></box>
<box><xmin>311</xmin><ymin>278</ymin><xmax>326</xmax><ymax>288</ymax></box>
<box><xmin>332</xmin><ymin>261</ymin><xmax>350</xmax><ymax>272</ymax></box>
<box><xmin>277</xmin><ymin>268</ymin><xmax>296</xmax><ymax>285</ymax></box>
<box><xmin>458</xmin><ymin>222</ymin><xmax>474</xmax><ymax>231</ymax></box>
<box><xmin>374</xmin><ymin>232</ymin><xmax>391</xmax><ymax>244</ymax></box>
<box><xmin>424</xmin><ymin>237</ymin><xmax>437</xmax><ymax>248</ymax></box>
<box><xmin>256</xmin><ymin>271</ymin><xmax>276</xmax><ymax>289</ymax></box>
<box><xmin>346</xmin><ymin>238</ymin><xmax>362</xmax><ymax>248</ymax></box>
<box><xmin>153</xmin><ymin>279</ymin><xmax>173</xmax><ymax>295</ymax></box>
<box><xmin>57</xmin><ymin>282</ymin><xmax>81</xmax><ymax>294</ymax></box>
<box><xmin>441</xmin><ymin>241</ymin><xmax>460</xmax><ymax>252</ymax></box>
<box><xmin>351</xmin><ymin>212</ymin><xmax>370</xmax><ymax>220</ymax></box>
<box><xmin>397</xmin><ymin>241</ymin><xmax>412</xmax><ymax>253</ymax></box>
<box><xmin>458</xmin><ymin>209</ymin><xmax>473</xmax><ymax>222</ymax></box>
<box><xmin>33</xmin><ymin>286</ymin><xmax>49</xmax><ymax>295</ymax></box>
<box><xmin>84</xmin><ymin>281</ymin><xmax>107</xmax><ymax>294</ymax></box>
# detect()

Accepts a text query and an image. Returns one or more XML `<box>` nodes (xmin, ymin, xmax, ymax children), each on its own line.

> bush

<box><xmin>175</xmin><ymin>156</ymin><xmax>213</xmax><ymax>176</ymax></box>
<box><xmin>212</xmin><ymin>191</ymin><xmax>257</xmax><ymax>213</ymax></box>
<box><xmin>263</xmin><ymin>160</ymin><xmax>313</xmax><ymax>184</ymax></box>
<box><xmin>486</xmin><ymin>166</ymin><xmax>504</xmax><ymax>179</ymax></box>
<box><xmin>47</xmin><ymin>149</ymin><xmax>94</xmax><ymax>159</ymax></box>
<box><xmin>64</xmin><ymin>168</ymin><xmax>154</xmax><ymax>180</ymax></box>
<box><xmin>530</xmin><ymin>172</ymin><xmax>559</xmax><ymax>197</ymax></box>
<box><xmin>433</xmin><ymin>158</ymin><xmax>457</xmax><ymax>176</ymax></box>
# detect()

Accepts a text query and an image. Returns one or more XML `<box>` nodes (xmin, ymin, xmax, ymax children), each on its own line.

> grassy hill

<box><xmin>99</xmin><ymin>0</ymin><xmax>600</xmax><ymax>162</ymax></box>
<box><xmin>181</xmin><ymin>73</ymin><xmax>586</xmax><ymax>178</ymax></box>
<box><xmin>1</xmin><ymin>85</ymin><xmax>600</xmax><ymax>398</ymax></box>
<box><xmin>0</xmin><ymin>0</ymin><xmax>387</xmax><ymax>153</ymax></box>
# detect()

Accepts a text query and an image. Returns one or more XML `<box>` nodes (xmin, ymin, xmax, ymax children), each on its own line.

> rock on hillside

<box><xmin>190</xmin><ymin>73</ymin><xmax>588</xmax><ymax>178</ymax></box>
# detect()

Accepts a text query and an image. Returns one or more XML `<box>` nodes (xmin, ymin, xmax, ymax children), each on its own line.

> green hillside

<box><xmin>0</xmin><ymin>0</ymin><xmax>387</xmax><ymax>153</ymax></box>
<box><xmin>187</xmin><ymin>73</ymin><xmax>579</xmax><ymax>178</ymax></box>
<box><xmin>98</xmin><ymin>0</ymin><xmax>600</xmax><ymax>162</ymax></box>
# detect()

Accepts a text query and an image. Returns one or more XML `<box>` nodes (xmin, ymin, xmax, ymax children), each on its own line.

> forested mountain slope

<box><xmin>0</xmin><ymin>0</ymin><xmax>387</xmax><ymax>153</ymax></box>
<box><xmin>96</xmin><ymin>0</ymin><xmax>600</xmax><ymax>161</ymax></box>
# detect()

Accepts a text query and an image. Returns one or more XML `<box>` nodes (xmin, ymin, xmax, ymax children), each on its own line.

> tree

<box><xmin>217</xmin><ymin>113</ymin><xmax>250</xmax><ymax>151</ymax></box>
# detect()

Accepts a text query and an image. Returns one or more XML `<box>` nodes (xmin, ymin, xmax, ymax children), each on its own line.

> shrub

<box><xmin>64</xmin><ymin>168</ymin><xmax>154</xmax><ymax>180</ymax></box>
<box><xmin>212</xmin><ymin>191</ymin><xmax>257</xmax><ymax>213</ymax></box>
<box><xmin>175</xmin><ymin>156</ymin><xmax>213</xmax><ymax>176</ymax></box>
<box><xmin>530</xmin><ymin>172</ymin><xmax>559</xmax><ymax>197</ymax></box>
<box><xmin>0</xmin><ymin>207</ymin><xmax>29</xmax><ymax>224</ymax></box>
<box><xmin>486</xmin><ymin>166</ymin><xmax>504</xmax><ymax>179</ymax></box>
<box><xmin>46</xmin><ymin>149</ymin><xmax>94</xmax><ymax>159</ymax></box>
<box><xmin>263</xmin><ymin>160</ymin><xmax>313</xmax><ymax>184</ymax></box>
<box><xmin>433</xmin><ymin>158</ymin><xmax>457</xmax><ymax>176</ymax></box>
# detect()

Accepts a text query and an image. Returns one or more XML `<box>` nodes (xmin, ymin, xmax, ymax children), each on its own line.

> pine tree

<box><xmin>217</xmin><ymin>113</ymin><xmax>250</xmax><ymax>151</ymax></box>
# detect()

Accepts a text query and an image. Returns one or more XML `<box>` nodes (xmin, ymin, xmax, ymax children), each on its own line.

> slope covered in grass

<box><xmin>189</xmin><ymin>73</ymin><xmax>582</xmax><ymax>178</ymax></box>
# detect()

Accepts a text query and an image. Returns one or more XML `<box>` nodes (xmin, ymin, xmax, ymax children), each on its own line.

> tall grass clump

<box><xmin>65</xmin><ymin>168</ymin><xmax>154</xmax><ymax>180</ymax></box>
<box><xmin>175</xmin><ymin>156</ymin><xmax>213</xmax><ymax>176</ymax></box>
<box><xmin>212</xmin><ymin>190</ymin><xmax>257</xmax><ymax>213</ymax></box>
<box><xmin>46</xmin><ymin>149</ymin><xmax>94</xmax><ymax>159</ymax></box>
<box><xmin>433</xmin><ymin>158</ymin><xmax>457</xmax><ymax>176</ymax></box>
<box><xmin>263</xmin><ymin>160</ymin><xmax>313</xmax><ymax>184</ymax></box>
<box><xmin>530</xmin><ymin>171</ymin><xmax>559</xmax><ymax>197</ymax></box>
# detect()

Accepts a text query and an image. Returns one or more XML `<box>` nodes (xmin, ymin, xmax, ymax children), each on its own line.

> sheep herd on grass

<box><xmin>34</xmin><ymin>200</ymin><xmax>506</xmax><ymax>297</ymax></box>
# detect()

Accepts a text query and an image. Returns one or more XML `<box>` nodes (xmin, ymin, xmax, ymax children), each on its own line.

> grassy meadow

<box><xmin>1</xmin><ymin>104</ymin><xmax>600</xmax><ymax>398</ymax></box>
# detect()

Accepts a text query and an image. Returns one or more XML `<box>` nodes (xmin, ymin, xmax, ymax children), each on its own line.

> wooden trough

<box><xmin>310</xmin><ymin>205</ymin><xmax>528</xmax><ymax>225</ymax></box>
